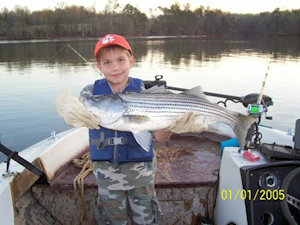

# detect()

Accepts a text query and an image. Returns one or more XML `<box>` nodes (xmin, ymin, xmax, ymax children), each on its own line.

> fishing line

<box><xmin>48</xmin><ymin>44</ymin><xmax>69</xmax><ymax>61</ymax></box>
<box><xmin>67</xmin><ymin>44</ymin><xmax>88</xmax><ymax>63</ymax></box>
<box><xmin>48</xmin><ymin>43</ymin><xmax>100</xmax><ymax>75</ymax></box>
<box><xmin>66</xmin><ymin>44</ymin><xmax>101</xmax><ymax>76</ymax></box>
<box><xmin>48</xmin><ymin>43</ymin><xmax>89</xmax><ymax>63</ymax></box>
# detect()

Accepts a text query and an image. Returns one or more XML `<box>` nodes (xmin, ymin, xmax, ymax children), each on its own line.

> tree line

<box><xmin>0</xmin><ymin>3</ymin><xmax>299</xmax><ymax>39</ymax></box>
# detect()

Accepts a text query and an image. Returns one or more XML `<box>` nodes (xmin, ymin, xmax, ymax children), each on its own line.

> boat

<box><xmin>1</xmin><ymin>78</ymin><xmax>299</xmax><ymax>225</ymax></box>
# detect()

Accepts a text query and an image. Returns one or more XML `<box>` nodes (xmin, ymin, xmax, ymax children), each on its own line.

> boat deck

<box><xmin>15</xmin><ymin>132</ymin><xmax>228</xmax><ymax>225</ymax></box>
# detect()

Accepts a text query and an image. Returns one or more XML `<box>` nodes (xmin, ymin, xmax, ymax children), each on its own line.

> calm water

<box><xmin>0</xmin><ymin>36</ymin><xmax>300</xmax><ymax>162</ymax></box>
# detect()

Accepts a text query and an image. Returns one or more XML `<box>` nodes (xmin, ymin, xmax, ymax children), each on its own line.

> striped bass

<box><xmin>81</xmin><ymin>86</ymin><xmax>256</xmax><ymax>150</ymax></box>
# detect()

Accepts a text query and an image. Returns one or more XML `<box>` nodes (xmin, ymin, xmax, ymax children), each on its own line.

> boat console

<box><xmin>215</xmin><ymin>119</ymin><xmax>300</xmax><ymax>225</ymax></box>
<box><xmin>260</xmin><ymin>143</ymin><xmax>300</xmax><ymax>161</ymax></box>
<box><xmin>260</xmin><ymin>120</ymin><xmax>300</xmax><ymax>162</ymax></box>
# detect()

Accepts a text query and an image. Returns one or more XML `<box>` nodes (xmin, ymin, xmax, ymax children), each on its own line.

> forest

<box><xmin>0</xmin><ymin>2</ymin><xmax>299</xmax><ymax>39</ymax></box>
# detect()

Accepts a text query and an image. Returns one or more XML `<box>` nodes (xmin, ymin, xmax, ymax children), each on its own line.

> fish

<box><xmin>80</xmin><ymin>85</ymin><xmax>256</xmax><ymax>151</ymax></box>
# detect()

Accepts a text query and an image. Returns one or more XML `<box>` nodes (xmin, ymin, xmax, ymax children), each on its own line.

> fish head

<box><xmin>83</xmin><ymin>95</ymin><xmax>125</xmax><ymax>126</ymax></box>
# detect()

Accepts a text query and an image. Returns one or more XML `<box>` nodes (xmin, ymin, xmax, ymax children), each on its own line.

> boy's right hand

<box><xmin>55</xmin><ymin>90</ymin><xmax>101</xmax><ymax>130</ymax></box>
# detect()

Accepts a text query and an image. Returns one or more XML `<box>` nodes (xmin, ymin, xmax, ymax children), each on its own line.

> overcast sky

<box><xmin>2</xmin><ymin>0</ymin><xmax>299</xmax><ymax>14</ymax></box>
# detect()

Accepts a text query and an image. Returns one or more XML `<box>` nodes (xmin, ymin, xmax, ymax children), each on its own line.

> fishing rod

<box><xmin>244</xmin><ymin>52</ymin><xmax>274</xmax><ymax>149</ymax></box>
<box><xmin>257</xmin><ymin>52</ymin><xmax>273</xmax><ymax>104</ymax></box>
<box><xmin>247</xmin><ymin>52</ymin><xmax>274</xmax><ymax>117</ymax></box>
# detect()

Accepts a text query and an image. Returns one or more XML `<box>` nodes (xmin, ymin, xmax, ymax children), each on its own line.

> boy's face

<box><xmin>98</xmin><ymin>47</ymin><xmax>134</xmax><ymax>90</ymax></box>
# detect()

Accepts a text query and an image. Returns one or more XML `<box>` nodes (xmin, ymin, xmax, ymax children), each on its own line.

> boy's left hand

<box><xmin>153</xmin><ymin>129</ymin><xmax>172</xmax><ymax>144</ymax></box>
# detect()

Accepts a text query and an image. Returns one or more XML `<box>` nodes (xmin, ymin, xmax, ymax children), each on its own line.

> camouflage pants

<box><xmin>93</xmin><ymin>161</ymin><xmax>161</xmax><ymax>225</ymax></box>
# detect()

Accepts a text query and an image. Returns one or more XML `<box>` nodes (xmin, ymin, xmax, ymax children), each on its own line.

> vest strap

<box><xmin>90</xmin><ymin>132</ymin><xmax>128</xmax><ymax>149</ymax></box>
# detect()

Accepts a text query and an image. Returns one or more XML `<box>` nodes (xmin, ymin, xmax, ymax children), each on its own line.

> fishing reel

<box><xmin>242</xmin><ymin>93</ymin><xmax>274</xmax><ymax>149</ymax></box>
<box><xmin>242</xmin><ymin>93</ymin><xmax>273</xmax><ymax>120</ymax></box>
<box><xmin>247</xmin><ymin>104</ymin><xmax>265</xmax><ymax>117</ymax></box>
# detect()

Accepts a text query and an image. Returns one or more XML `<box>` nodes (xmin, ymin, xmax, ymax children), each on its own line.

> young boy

<box><xmin>88</xmin><ymin>34</ymin><xmax>171</xmax><ymax>225</ymax></box>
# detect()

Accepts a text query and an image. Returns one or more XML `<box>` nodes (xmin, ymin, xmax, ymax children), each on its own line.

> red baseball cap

<box><xmin>94</xmin><ymin>34</ymin><xmax>133</xmax><ymax>61</ymax></box>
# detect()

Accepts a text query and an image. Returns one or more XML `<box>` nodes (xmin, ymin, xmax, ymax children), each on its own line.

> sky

<box><xmin>1</xmin><ymin>0</ymin><xmax>299</xmax><ymax>15</ymax></box>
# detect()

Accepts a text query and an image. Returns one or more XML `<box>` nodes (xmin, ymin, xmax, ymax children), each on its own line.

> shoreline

<box><xmin>0</xmin><ymin>34</ymin><xmax>299</xmax><ymax>43</ymax></box>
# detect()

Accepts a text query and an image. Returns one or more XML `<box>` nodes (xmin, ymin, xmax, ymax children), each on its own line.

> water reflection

<box><xmin>1</xmin><ymin>37</ymin><xmax>300</xmax><ymax>66</ymax></box>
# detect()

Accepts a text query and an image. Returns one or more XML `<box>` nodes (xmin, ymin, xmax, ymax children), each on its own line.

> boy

<box><xmin>89</xmin><ymin>34</ymin><xmax>171</xmax><ymax>225</ymax></box>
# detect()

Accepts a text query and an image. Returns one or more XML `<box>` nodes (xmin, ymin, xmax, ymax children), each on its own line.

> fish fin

<box><xmin>132</xmin><ymin>130</ymin><xmax>152</xmax><ymax>152</ymax></box>
<box><xmin>207</xmin><ymin>123</ymin><xmax>235</xmax><ymax>138</ymax></box>
<box><xmin>142</xmin><ymin>85</ymin><xmax>171</xmax><ymax>94</ymax></box>
<box><xmin>233</xmin><ymin>113</ymin><xmax>257</xmax><ymax>148</ymax></box>
<box><xmin>183</xmin><ymin>86</ymin><xmax>208</xmax><ymax>101</ymax></box>
<box><xmin>123</xmin><ymin>114</ymin><xmax>150</xmax><ymax>123</ymax></box>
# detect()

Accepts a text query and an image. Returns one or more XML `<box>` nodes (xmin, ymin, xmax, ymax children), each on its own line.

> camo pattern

<box><xmin>93</xmin><ymin>158</ymin><xmax>161</xmax><ymax>225</ymax></box>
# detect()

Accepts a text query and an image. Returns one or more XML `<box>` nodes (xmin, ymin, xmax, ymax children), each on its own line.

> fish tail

<box><xmin>233</xmin><ymin>113</ymin><xmax>257</xmax><ymax>148</ymax></box>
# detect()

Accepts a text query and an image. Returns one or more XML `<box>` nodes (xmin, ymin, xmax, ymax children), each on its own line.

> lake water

<box><xmin>0</xmin><ymin>36</ymin><xmax>299</xmax><ymax>162</ymax></box>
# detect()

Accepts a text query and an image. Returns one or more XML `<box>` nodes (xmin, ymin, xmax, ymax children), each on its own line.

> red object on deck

<box><xmin>243</xmin><ymin>150</ymin><xmax>260</xmax><ymax>162</ymax></box>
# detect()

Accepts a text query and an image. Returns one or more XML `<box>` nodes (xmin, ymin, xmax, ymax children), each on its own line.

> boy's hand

<box><xmin>167</xmin><ymin>111</ymin><xmax>207</xmax><ymax>134</ymax></box>
<box><xmin>153</xmin><ymin>129</ymin><xmax>172</xmax><ymax>144</ymax></box>
<box><xmin>55</xmin><ymin>90</ymin><xmax>100</xmax><ymax>129</ymax></box>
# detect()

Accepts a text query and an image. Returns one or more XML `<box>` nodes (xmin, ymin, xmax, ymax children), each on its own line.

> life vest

<box><xmin>89</xmin><ymin>78</ymin><xmax>154</xmax><ymax>164</ymax></box>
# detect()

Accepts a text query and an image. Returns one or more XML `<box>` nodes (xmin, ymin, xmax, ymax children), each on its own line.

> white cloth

<box><xmin>167</xmin><ymin>111</ymin><xmax>207</xmax><ymax>134</ymax></box>
<box><xmin>55</xmin><ymin>90</ymin><xmax>100</xmax><ymax>129</ymax></box>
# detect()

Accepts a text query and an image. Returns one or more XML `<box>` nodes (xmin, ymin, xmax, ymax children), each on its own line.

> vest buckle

<box><xmin>110</xmin><ymin>137</ymin><xmax>128</xmax><ymax>145</ymax></box>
